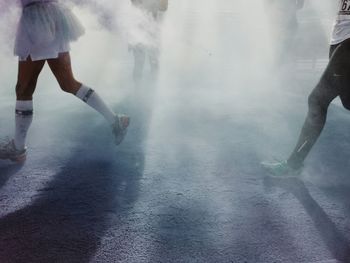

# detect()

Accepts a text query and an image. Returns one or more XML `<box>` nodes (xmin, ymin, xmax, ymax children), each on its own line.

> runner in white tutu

<box><xmin>0</xmin><ymin>0</ymin><xmax>130</xmax><ymax>162</ymax></box>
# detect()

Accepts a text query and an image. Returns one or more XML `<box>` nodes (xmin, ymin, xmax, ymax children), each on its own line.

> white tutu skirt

<box><xmin>14</xmin><ymin>1</ymin><xmax>85</xmax><ymax>61</ymax></box>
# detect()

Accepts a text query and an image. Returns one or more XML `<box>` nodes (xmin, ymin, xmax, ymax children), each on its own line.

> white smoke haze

<box><xmin>0</xmin><ymin>0</ymin><xmax>345</xmax><ymax>178</ymax></box>
<box><xmin>1</xmin><ymin>3</ymin><xmax>350</xmax><ymax>262</ymax></box>
<box><xmin>68</xmin><ymin>0</ymin><xmax>162</xmax><ymax>48</ymax></box>
<box><xmin>0</xmin><ymin>2</ymin><xmax>20</xmax><ymax>57</ymax></box>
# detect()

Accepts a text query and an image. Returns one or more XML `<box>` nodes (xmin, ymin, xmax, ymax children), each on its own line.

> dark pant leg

<box><xmin>334</xmin><ymin>40</ymin><xmax>350</xmax><ymax>110</ymax></box>
<box><xmin>287</xmin><ymin>40</ymin><xmax>350</xmax><ymax>169</ymax></box>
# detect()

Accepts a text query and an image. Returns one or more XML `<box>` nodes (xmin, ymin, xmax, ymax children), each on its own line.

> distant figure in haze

<box><xmin>0</xmin><ymin>0</ymin><xmax>130</xmax><ymax>162</ymax></box>
<box><xmin>129</xmin><ymin>0</ymin><xmax>168</xmax><ymax>83</ymax></box>
<box><xmin>264</xmin><ymin>0</ymin><xmax>304</xmax><ymax>66</ymax></box>
<box><xmin>262</xmin><ymin>0</ymin><xmax>350</xmax><ymax>176</ymax></box>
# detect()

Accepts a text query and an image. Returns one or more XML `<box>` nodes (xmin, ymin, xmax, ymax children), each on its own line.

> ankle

<box><xmin>287</xmin><ymin>158</ymin><xmax>303</xmax><ymax>170</ymax></box>
<box><xmin>13</xmin><ymin>140</ymin><xmax>25</xmax><ymax>152</ymax></box>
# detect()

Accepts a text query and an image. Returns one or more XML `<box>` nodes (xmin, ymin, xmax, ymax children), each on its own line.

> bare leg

<box><xmin>47</xmin><ymin>53</ymin><xmax>129</xmax><ymax>142</ymax></box>
<box><xmin>47</xmin><ymin>52</ymin><xmax>117</xmax><ymax>122</ymax></box>
<box><xmin>47</xmin><ymin>52</ymin><xmax>81</xmax><ymax>94</ymax></box>
<box><xmin>16</xmin><ymin>57</ymin><xmax>46</xmax><ymax>100</ymax></box>
<box><xmin>14</xmin><ymin>57</ymin><xmax>45</xmax><ymax>150</ymax></box>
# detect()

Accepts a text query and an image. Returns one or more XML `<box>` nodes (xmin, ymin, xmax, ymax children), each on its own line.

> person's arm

<box><xmin>296</xmin><ymin>0</ymin><xmax>304</xmax><ymax>10</ymax></box>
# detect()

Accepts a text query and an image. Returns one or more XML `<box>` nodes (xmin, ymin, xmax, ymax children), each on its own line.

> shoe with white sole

<box><xmin>0</xmin><ymin>139</ymin><xmax>27</xmax><ymax>163</ymax></box>
<box><xmin>261</xmin><ymin>160</ymin><xmax>302</xmax><ymax>177</ymax></box>
<box><xmin>112</xmin><ymin>114</ymin><xmax>130</xmax><ymax>145</ymax></box>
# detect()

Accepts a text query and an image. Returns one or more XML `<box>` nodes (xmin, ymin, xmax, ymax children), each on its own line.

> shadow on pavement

<box><xmin>0</xmin><ymin>151</ymin><xmax>141</xmax><ymax>263</ymax></box>
<box><xmin>149</xmin><ymin>204</ymin><xmax>215</xmax><ymax>263</ymax></box>
<box><xmin>264</xmin><ymin>176</ymin><xmax>350</xmax><ymax>263</ymax></box>
<box><xmin>0</xmin><ymin>163</ymin><xmax>24</xmax><ymax>190</ymax></box>
<box><xmin>0</xmin><ymin>88</ymin><xmax>156</xmax><ymax>262</ymax></box>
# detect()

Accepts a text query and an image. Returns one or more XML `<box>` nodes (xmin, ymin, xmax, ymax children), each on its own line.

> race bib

<box><xmin>331</xmin><ymin>0</ymin><xmax>350</xmax><ymax>44</ymax></box>
<box><xmin>339</xmin><ymin>0</ymin><xmax>350</xmax><ymax>16</ymax></box>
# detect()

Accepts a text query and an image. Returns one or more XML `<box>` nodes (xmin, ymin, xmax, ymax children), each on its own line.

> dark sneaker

<box><xmin>112</xmin><ymin>114</ymin><xmax>130</xmax><ymax>145</ymax></box>
<box><xmin>261</xmin><ymin>160</ymin><xmax>302</xmax><ymax>177</ymax></box>
<box><xmin>0</xmin><ymin>139</ymin><xmax>27</xmax><ymax>163</ymax></box>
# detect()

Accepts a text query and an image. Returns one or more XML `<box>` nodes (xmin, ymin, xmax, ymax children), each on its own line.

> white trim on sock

<box><xmin>16</xmin><ymin>100</ymin><xmax>33</xmax><ymax>111</ymax></box>
<box><xmin>14</xmin><ymin>100</ymin><xmax>33</xmax><ymax>151</ymax></box>
<box><xmin>75</xmin><ymin>85</ymin><xmax>116</xmax><ymax>124</ymax></box>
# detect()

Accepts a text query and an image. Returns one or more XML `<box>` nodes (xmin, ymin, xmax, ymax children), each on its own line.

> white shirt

<box><xmin>331</xmin><ymin>0</ymin><xmax>350</xmax><ymax>44</ymax></box>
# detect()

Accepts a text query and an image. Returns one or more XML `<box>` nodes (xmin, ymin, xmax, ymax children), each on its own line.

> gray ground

<box><xmin>0</xmin><ymin>1</ymin><xmax>349</xmax><ymax>262</ymax></box>
<box><xmin>0</xmin><ymin>71</ymin><xmax>349</xmax><ymax>263</ymax></box>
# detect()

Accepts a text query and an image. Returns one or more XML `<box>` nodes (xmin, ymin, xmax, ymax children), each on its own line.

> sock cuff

<box><xmin>16</xmin><ymin>100</ymin><xmax>33</xmax><ymax>111</ymax></box>
<box><xmin>15</xmin><ymin>109</ymin><xmax>33</xmax><ymax>116</ymax></box>
<box><xmin>76</xmin><ymin>85</ymin><xmax>95</xmax><ymax>103</ymax></box>
<box><xmin>15</xmin><ymin>100</ymin><xmax>33</xmax><ymax>116</ymax></box>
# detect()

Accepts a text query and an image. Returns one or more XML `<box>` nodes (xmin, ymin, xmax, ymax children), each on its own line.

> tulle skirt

<box><xmin>14</xmin><ymin>1</ymin><xmax>85</xmax><ymax>61</ymax></box>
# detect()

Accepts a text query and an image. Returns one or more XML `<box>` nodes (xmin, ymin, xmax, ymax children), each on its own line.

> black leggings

<box><xmin>287</xmin><ymin>38</ymin><xmax>350</xmax><ymax>169</ymax></box>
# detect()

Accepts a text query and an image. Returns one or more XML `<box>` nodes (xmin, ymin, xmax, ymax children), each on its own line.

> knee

<box><xmin>337</xmin><ymin>76</ymin><xmax>350</xmax><ymax>110</ymax></box>
<box><xmin>342</xmin><ymin>103</ymin><xmax>350</xmax><ymax>111</ymax></box>
<box><xmin>59</xmin><ymin>82</ymin><xmax>73</xmax><ymax>93</ymax></box>
<box><xmin>59</xmin><ymin>79</ymin><xmax>81</xmax><ymax>94</ymax></box>
<box><xmin>307</xmin><ymin>92</ymin><xmax>320</xmax><ymax>108</ymax></box>
<box><xmin>307</xmin><ymin>91</ymin><xmax>327</xmax><ymax>120</ymax></box>
<box><xmin>340</xmin><ymin>93</ymin><xmax>350</xmax><ymax>110</ymax></box>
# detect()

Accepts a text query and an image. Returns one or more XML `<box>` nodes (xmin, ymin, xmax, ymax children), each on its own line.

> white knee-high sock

<box><xmin>14</xmin><ymin>100</ymin><xmax>33</xmax><ymax>150</ymax></box>
<box><xmin>75</xmin><ymin>85</ymin><xmax>116</xmax><ymax>124</ymax></box>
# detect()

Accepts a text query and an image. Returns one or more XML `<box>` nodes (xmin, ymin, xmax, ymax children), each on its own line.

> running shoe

<box><xmin>0</xmin><ymin>139</ymin><xmax>26</xmax><ymax>163</ymax></box>
<box><xmin>112</xmin><ymin>114</ymin><xmax>130</xmax><ymax>145</ymax></box>
<box><xmin>261</xmin><ymin>160</ymin><xmax>302</xmax><ymax>177</ymax></box>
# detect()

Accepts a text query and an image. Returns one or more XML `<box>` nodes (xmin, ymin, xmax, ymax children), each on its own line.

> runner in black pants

<box><xmin>263</xmin><ymin>0</ymin><xmax>350</xmax><ymax>176</ymax></box>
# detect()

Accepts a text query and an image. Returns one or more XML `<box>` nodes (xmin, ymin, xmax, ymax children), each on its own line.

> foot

<box><xmin>261</xmin><ymin>160</ymin><xmax>302</xmax><ymax>177</ymax></box>
<box><xmin>0</xmin><ymin>139</ymin><xmax>27</xmax><ymax>163</ymax></box>
<box><xmin>112</xmin><ymin>114</ymin><xmax>130</xmax><ymax>145</ymax></box>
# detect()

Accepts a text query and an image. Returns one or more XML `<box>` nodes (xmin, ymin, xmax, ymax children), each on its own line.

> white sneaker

<box><xmin>0</xmin><ymin>139</ymin><xmax>27</xmax><ymax>163</ymax></box>
<box><xmin>261</xmin><ymin>160</ymin><xmax>302</xmax><ymax>177</ymax></box>
<box><xmin>112</xmin><ymin>114</ymin><xmax>130</xmax><ymax>145</ymax></box>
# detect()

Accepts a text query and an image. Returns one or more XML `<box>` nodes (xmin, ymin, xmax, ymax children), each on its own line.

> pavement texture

<box><xmin>0</xmin><ymin>1</ymin><xmax>349</xmax><ymax>262</ymax></box>
<box><xmin>0</xmin><ymin>76</ymin><xmax>350</xmax><ymax>263</ymax></box>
